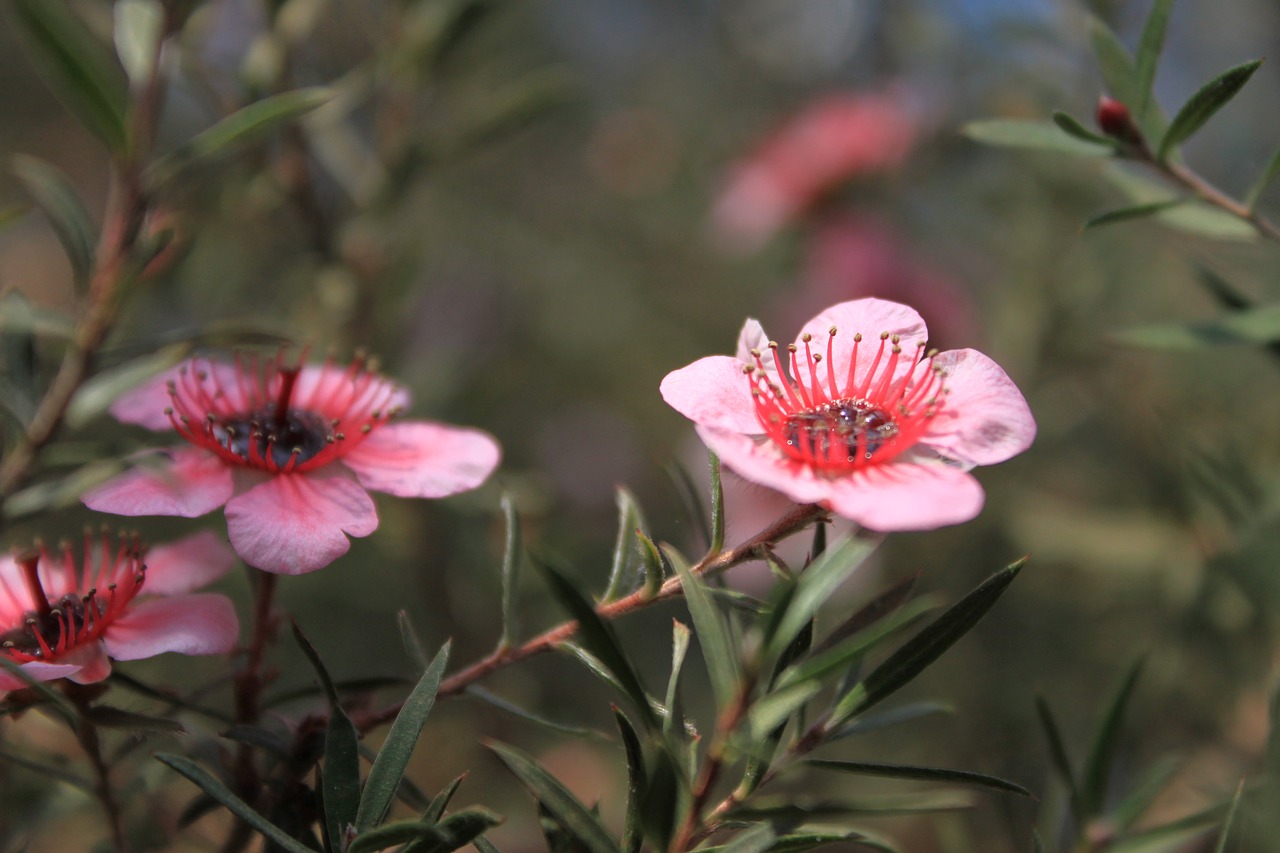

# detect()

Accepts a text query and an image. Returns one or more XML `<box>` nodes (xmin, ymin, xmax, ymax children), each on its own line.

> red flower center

<box><xmin>1</xmin><ymin>535</ymin><xmax>146</xmax><ymax>664</ymax></box>
<box><xmin>165</xmin><ymin>353</ymin><xmax>402</xmax><ymax>474</ymax></box>
<box><xmin>746</xmin><ymin>325</ymin><xmax>946</xmax><ymax>472</ymax></box>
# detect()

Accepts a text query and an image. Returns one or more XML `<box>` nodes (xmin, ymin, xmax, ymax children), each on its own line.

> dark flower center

<box><xmin>0</xmin><ymin>594</ymin><xmax>96</xmax><ymax>656</ymax></box>
<box><xmin>783</xmin><ymin>399</ymin><xmax>899</xmax><ymax>462</ymax></box>
<box><xmin>215</xmin><ymin>407</ymin><xmax>332</xmax><ymax>469</ymax></box>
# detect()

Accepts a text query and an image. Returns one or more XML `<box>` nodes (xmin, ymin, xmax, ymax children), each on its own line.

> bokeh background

<box><xmin>4</xmin><ymin>0</ymin><xmax>1280</xmax><ymax>849</ymax></box>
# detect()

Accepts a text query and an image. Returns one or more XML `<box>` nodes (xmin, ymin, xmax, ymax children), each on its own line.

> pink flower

<box><xmin>660</xmin><ymin>299</ymin><xmax>1035</xmax><ymax>531</ymax></box>
<box><xmin>84</xmin><ymin>353</ymin><xmax>502</xmax><ymax>575</ymax></box>
<box><xmin>0</xmin><ymin>531</ymin><xmax>238</xmax><ymax>691</ymax></box>
<box><xmin>711</xmin><ymin>91</ymin><xmax>919</xmax><ymax>253</ymax></box>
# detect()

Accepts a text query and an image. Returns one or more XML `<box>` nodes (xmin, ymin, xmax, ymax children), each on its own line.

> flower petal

<box><xmin>0</xmin><ymin>660</ymin><xmax>85</xmax><ymax>691</ymax></box>
<box><xmin>660</xmin><ymin>356</ymin><xmax>761</xmax><ymax>434</ymax></box>
<box><xmin>142</xmin><ymin>531</ymin><xmax>237</xmax><ymax>594</ymax></box>
<box><xmin>342</xmin><ymin>422</ymin><xmax>500</xmax><ymax>499</ymax></box>
<box><xmin>108</xmin><ymin>371</ymin><xmax>179</xmax><ymax>431</ymax></box>
<box><xmin>821</xmin><ymin>462</ymin><xmax>986</xmax><ymax>530</ymax></box>
<box><xmin>104</xmin><ymin>593</ymin><xmax>239</xmax><ymax>659</ymax></box>
<box><xmin>294</xmin><ymin>364</ymin><xmax>411</xmax><ymax>420</ymax></box>
<box><xmin>224</xmin><ymin>469</ymin><xmax>378</xmax><ymax>574</ymax></box>
<box><xmin>82</xmin><ymin>448</ymin><xmax>233</xmax><ymax>518</ymax></box>
<box><xmin>696</xmin><ymin>426</ymin><xmax>839</xmax><ymax>507</ymax></box>
<box><xmin>924</xmin><ymin>348</ymin><xmax>1036</xmax><ymax>466</ymax></box>
<box><xmin>65</xmin><ymin>643</ymin><xmax>112</xmax><ymax>683</ymax></box>
<box><xmin>794</xmin><ymin>298</ymin><xmax>929</xmax><ymax>398</ymax></box>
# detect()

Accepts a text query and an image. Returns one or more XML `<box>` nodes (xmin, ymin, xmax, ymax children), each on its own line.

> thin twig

<box><xmin>65</xmin><ymin>684</ymin><xmax>129</xmax><ymax>853</ymax></box>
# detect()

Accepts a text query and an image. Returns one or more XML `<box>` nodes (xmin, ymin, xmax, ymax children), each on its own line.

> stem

<box><xmin>356</xmin><ymin>503</ymin><xmax>826</xmax><ymax>732</ymax></box>
<box><xmin>65</xmin><ymin>684</ymin><xmax>129</xmax><ymax>853</ymax></box>
<box><xmin>671</xmin><ymin>684</ymin><xmax>753</xmax><ymax>852</ymax></box>
<box><xmin>1147</xmin><ymin>157</ymin><xmax>1280</xmax><ymax>243</ymax></box>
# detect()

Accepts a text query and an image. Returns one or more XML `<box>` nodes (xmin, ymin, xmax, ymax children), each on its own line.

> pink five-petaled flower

<box><xmin>660</xmin><ymin>298</ymin><xmax>1036</xmax><ymax>531</ymax></box>
<box><xmin>83</xmin><ymin>353</ymin><xmax>502</xmax><ymax>575</ymax></box>
<box><xmin>0</xmin><ymin>531</ymin><xmax>238</xmax><ymax>692</ymax></box>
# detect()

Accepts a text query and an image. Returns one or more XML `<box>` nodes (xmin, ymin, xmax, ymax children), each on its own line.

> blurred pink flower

<box><xmin>712</xmin><ymin>91</ymin><xmax>918</xmax><ymax>252</ymax></box>
<box><xmin>660</xmin><ymin>298</ymin><xmax>1035</xmax><ymax>531</ymax></box>
<box><xmin>0</xmin><ymin>531</ymin><xmax>238</xmax><ymax>691</ymax></box>
<box><xmin>84</xmin><ymin>353</ymin><xmax>501</xmax><ymax>575</ymax></box>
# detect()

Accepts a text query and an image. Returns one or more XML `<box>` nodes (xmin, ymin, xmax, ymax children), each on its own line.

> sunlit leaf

<box><xmin>1157</xmin><ymin>60</ymin><xmax>1263</xmax><ymax>162</ymax></box>
<box><xmin>488</xmin><ymin>742</ymin><xmax>620</xmax><ymax>853</ymax></box>
<box><xmin>749</xmin><ymin>682</ymin><xmax>822</xmax><ymax>742</ymax></box>
<box><xmin>671</xmin><ymin>544</ymin><xmax>741</xmax><ymax>713</ymax></box>
<box><xmin>10</xmin><ymin>155</ymin><xmax>96</xmax><ymax>289</ymax></box>
<box><xmin>962</xmin><ymin>120</ymin><xmax>1114</xmax><ymax>157</ymax></box>
<box><xmin>765</xmin><ymin>536</ymin><xmax>879</xmax><ymax>661</ymax></box>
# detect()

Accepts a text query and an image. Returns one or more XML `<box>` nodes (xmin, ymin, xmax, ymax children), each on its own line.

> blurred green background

<box><xmin>4</xmin><ymin>0</ymin><xmax>1280</xmax><ymax>850</ymax></box>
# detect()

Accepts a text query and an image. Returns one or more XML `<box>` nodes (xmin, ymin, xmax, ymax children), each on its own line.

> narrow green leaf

<box><xmin>357</xmin><ymin>809</ymin><xmax>503</xmax><ymax>853</ymax></box>
<box><xmin>722</xmin><ymin>823</ymin><xmax>775</xmax><ymax>853</ymax></box>
<box><xmin>806</xmin><ymin>759</ymin><xmax>1032</xmax><ymax>797</ymax></box>
<box><xmin>498</xmin><ymin>492</ymin><xmax>522</xmax><ymax>647</ymax></box>
<box><xmin>1108</xmin><ymin>800</ymin><xmax>1228</xmax><ymax>851</ymax></box>
<box><xmin>350</xmin><ymin>820</ymin><xmax>443</xmax><ymax>853</ymax></box>
<box><xmin>698</xmin><ymin>833</ymin><xmax>879</xmax><ymax>853</ymax></box>
<box><xmin>1134</xmin><ymin>0</ymin><xmax>1175</xmax><ymax>118</ymax></box>
<box><xmin>1111</xmin><ymin>755</ymin><xmax>1181</xmax><ymax>830</ymax></box>
<box><xmin>1082</xmin><ymin>658</ymin><xmax>1146</xmax><ymax>817</ymax></box>
<box><xmin>1089</xmin><ymin>15</ymin><xmax>1139</xmax><ymax>107</ymax></box>
<box><xmin>465</xmin><ymin>686</ymin><xmax>599</xmax><ymax>737</ymax></box>
<box><xmin>1245</xmin><ymin>141</ymin><xmax>1280</xmax><ymax>209</ymax></box>
<box><xmin>356</xmin><ymin>641</ymin><xmax>451</xmax><ymax>832</ymax></box>
<box><xmin>1052</xmin><ymin>112</ymin><xmax>1116</xmax><ymax>148</ymax></box>
<box><xmin>155</xmin><ymin>753</ymin><xmax>316</xmax><ymax>852</ymax></box>
<box><xmin>398</xmin><ymin>610</ymin><xmax>430</xmax><ymax>673</ymax></box>
<box><xmin>488</xmin><ymin>742</ymin><xmax>621</xmax><ymax>853</ymax></box>
<box><xmin>0</xmin><ymin>657</ymin><xmax>79</xmax><ymax>730</ymax></box>
<box><xmin>728</xmin><ymin>792</ymin><xmax>973</xmax><ymax>821</ymax></box>
<box><xmin>10</xmin><ymin>155</ymin><xmax>96</xmax><ymax>289</ymax></box>
<box><xmin>85</xmin><ymin>704</ymin><xmax>185</xmax><ymax>733</ymax></box>
<box><xmin>1158</xmin><ymin>60</ymin><xmax>1263</xmax><ymax>162</ymax></box>
<box><xmin>636</xmin><ymin>530</ymin><xmax>665</xmax><ymax>599</ymax></box>
<box><xmin>473</xmin><ymin>837</ymin><xmax>502</xmax><ymax>853</ymax></box>
<box><xmin>829</xmin><ymin>701</ymin><xmax>954</xmax><ymax>741</ymax></box>
<box><xmin>749</xmin><ymin>682</ymin><xmax>822</xmax><ymax>742</ymax></box>
<box><xmin>157</xmin><ymin>88</ymin><xmax>331</xmax><ymax>174</ymax></box>
<box><xmin>813</xmin><ymin>574</ymin><xmax>919</xmax><ymax>655</ymax></box>
<box><xmin>664</xmin><ymin>620</ymin><xmax>691</xmax><ymax>736</ymax></box>
<box><xmin>1101</xmin><ymin>164</ymin><xmax>1257</xmax><ymax>239</ymax></box>
<box><xmin>293</xmin><ymin>621</ymin><xmax>361</xmax><ymax>846</ymax></box>
<box><xmin>962</xmin><ymin>119</ymin><xmax>1113</xmax><ymax>157</ymax></box>
<box><xmin>602</xmin><ymin>488</ymin><xmax>644</xmax><ymax>601</ymax></box>
<box><xmin>1035</xmin><ymin>696</ymin><xmax>1083</xmax><ymax>823</ymax></box>
<box><xmin>1212</xmin><ymin>779</ymin><xmax>1246</xmax><ymax>853</ymax></box>
<box><xmin>423</xmin><ymin>774</ymin><xmax>466</xmax><ymax>823</ymax></box>
<box><xmin>1084</xmin><ymin>199</ymin><xmax>1186</xmax><ymax>230</ymax></box>
<box><xmin>671</xmin><ymin>546</ymin><xmax>741</xmax><ymax>713</ymax></box>
<box><xmin>65</xmin><ymin>344</ymin><xmax>191</xmax><ymax>428</ymax></box>
<box><xmin>113</xmin><ymin>0</ymin><xmax>164</xmax><ymax>90</ymax></box>
<box><xmin>614</xmin><ymin>708</ymin><xmax>646</xmax><ymax>853</ymax></box>
<box><xmin>709</xmin><ymin>451</ymin><xmax>725</xmax><ymax>555</ymax></box>
<box><xmin>537</xmin><ymin>558</ymin><xmax>658</xmax><ymax>729</ymax></box>
<box><xmin>833</xmin><ymin>560</ymin><xmax>1024</xmax><ymax>723</ymax></box>
<box><xmin>11</xmin><ymin>0</ymin><xmax>129</xmax><ymax>151</ymax></box>
<box><xmin>766</xmin><ymin>536</ymin><xmax>878</xmax><ymax>660</ymax></box>
<box><xmin>639</xmin><ymin>747</ymin><xmax>681</xmax><ymax>850</ymax></box>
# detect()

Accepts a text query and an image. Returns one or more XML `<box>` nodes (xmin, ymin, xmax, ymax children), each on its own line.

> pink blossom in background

<box><xmin>0</xmin><ymin>531</ymin><xmax>238</xmax><ymax>691</ymax></box>
<box><xmin>711</xmin><ymin>91</ymin><xmax>919</xmax><ymax>253</ymax></box>
<box><xmin>84</xmin><ymin>353</ymin><xmax>502</xmax><ymax>575</ymax></box>
<box><xmin>660</xmin><ymin>298</ymin><xmax>1035</xmax><ymax>531</ymax></box>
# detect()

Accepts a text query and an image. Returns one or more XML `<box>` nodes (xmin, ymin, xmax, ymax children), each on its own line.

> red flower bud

<box><xmin>1095</xmin><ymin>96</ymin><xmax>1146</xmax><ymax>151</ymax></box>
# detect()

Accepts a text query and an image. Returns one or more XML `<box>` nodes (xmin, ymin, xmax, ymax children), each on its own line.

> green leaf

<box><xmin>638</xmin><ymin>746</ymin><xmax>681</xmax><ymax>850</ymax></box>
<box><xmin>614</xmin><ymin>708</ymin><xmax>646</xmax><ymax>853</ymax></box>
<box><xmin>833</xmin><ymin>560</ymin><xmax>1024</xmax><ymax>723</ymax></box>
<box><xmin>962</xmin><ymin>119</ymin><xmax>1114</xmax><ymax>157</ymax></box>
<box><xmin>85</xmin><ymin>704</ymin><xmax>186</xmax><ymax>733</ymax></box>
<box><xmin>423</xmin><ymin>774</ymin><xmax>465</xmax><ymax>823</ymax></box>
<box><xmin>350</xmin><ymin>820</ymin><xmax>444</xmax><ymax>853</ymax></box>
<box><xmin>0</xmin><ymin>292</ymin><xmax>75</xmax><ymax>341</ymax></box>
<box><xmin>1051</xmin><ymin>112</ymin><xmax>1116</xmax><ymax>148</ymax></box>
<box><xmin>829</xmin><ymin>700</ymin><xmax>954</xmax><ymax>741</ymax></box>
<box><xmin>65</xmin><ymin>344</ymin><xmax>191</xmax><ymax>428</ymax></box>
<box><xmin>112</xmin><ymin>0</ymin><xmax>164</xmax><ymax>90</ymax></box>
<box><xmin>749</xmin><ymin>682</ymin><xmax>822</xmax><ymax>741</ymax></box>
<box><xmin>2</xmin><ymin>459</ymin><xmax>124</xmax><ymax>518</ymax></box>
<box><xmin>1089</xmin><ymin>15</ymin><xmax>1139</xmax><ymax>107</ymax></box>
<box><xmin>1084</xmin><ymin>199</ymin><xmax>1186</xmax><ymax>230</ymax></box>
<box><xmin>11</xmin><ymin>0</ymin><xmax>129</xmax><ymax>151</ymax></box>
<box><xmin>1100</xmin><ymin>164</ymin><xmax>1257</xmax><ymax>239</ymax></box>
<box><xmin>156</xmin><ymin>88</ymin><xmax>331</xmax><ymax>175</ymax></box>
<box><xmin>406</xmin><ymin>809</ymin><xmax>504</xmax><ymax>853</ymax></box>
<box><xmin>1213</xmin><ymin>779</ymin><xmax>1246</xmax><ymax>853</ymax></box>
<box><xmin>709</xmin><ymin>451</ymin><xmax>725</xmax><ymax>554</ymax></box>
<box><xmin>293</xmin><ymin>621</ymin><xmax>361</xmax><ymax>847</ymax></box>
<box><xmin>635</xmin><ymin>530</ymin><xmax>665</xmax><ymax>600</ymax></box>
<box><xmin>1157</xmin><ymin>60</ymin><xmax>1263</xmax><ymax>162</ymax></box>
<box><xmin>464</xmin><ymin>686</ymin><xmax>600</xmax><ymax>737</ymax></box>
<box><xmin>10</xmin><ymin>155</ymin><xmax>96</xmax><ymax>289</ymax></box>
<box><xmin>536</xmin><ymin>557</ymin><xmax>658</xmax><ymax>729</ymax></box>
<box><xmin>1082</xmin><ymin>658</ymin><xmax>1146</xmax><ymax>817</ymax></box>
<box><xmin>698</xmin><ymin>832</ymin><xmax>884</xmax><ymax>853</ymax></box>
<box><xmin>1134</xmin><ymin>0</ymin><xmax>1175</xmax><ymax>118</ymax></box>
<box><xmin>0</xmin><ymin>657</ymin><xmax>79</xmax><ymax>731</ymax></box>
<box><xmin>472</xmin><ymin>838</ymin><xmax>502</xmax><ymax>853</ymax></box>
<box><xmin>722</xmin><ymin>823</ymin><xmax>776</xmax><ymax>853</ymax></box>
<box><xmin>498</xmin><ymin>492</ymin><xmax>522</xmax><ymax>647</ymax></box>
<box><xmin>765</xmin><ymin>536</ymin><xmax>878</xmax><ymax>661</ymax></box>
<box><xmin>1114</xmin><ymin>303</ymin><xmax>1280</xmax><ymax>350</ymax></box>
<box><xmin>1245</xmin><ymin>140</ymin><xmax>1280</xmax><ymax>209</ymax></box>
<box><xmin>663</xmin><ymin>620</ymin><xmax>691</xmax><ymax>736</ymax></box>
<box><xmin>1035</xmin><ymin>696</ymin><xmax>1083</xmax><ymax>822</ymax></box>
<box><xmin>602</xmin><ymin>488</ymin><xmax>645</xmax><ymax>601</ymax></box>
<box><xmin>805</xmin><ymin>759</ymin><xmax>1032</xmax><ymax>797</ymax></box>
<box><xmin>671</xmin><ymin>544</ymin><xmax>741</xmax><ymax>713</ymax></box>
<box><xmin>812</xmin><ymin>573</ymin><xmax>919</xmax><ymax>655</ymax></box>
<box><xmin>155</xmin><ymin>753</ymin><xmax>317</xmax><ymax>852</ymax></box>
<box><xmin>356</xmin><ymin>641</ymin><xmax>451</xmax><ymax>832</ymax></box>
<box><xmin>487</xmin><ymin>741</ymin><xmax>621</xmax><ymax>853</ymax></box>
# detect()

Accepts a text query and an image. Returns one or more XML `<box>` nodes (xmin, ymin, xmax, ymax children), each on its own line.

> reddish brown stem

<box><xmin>66</xmin><ymin>684</ymin><xmax>129</xmax><ymax>853</ymax></box>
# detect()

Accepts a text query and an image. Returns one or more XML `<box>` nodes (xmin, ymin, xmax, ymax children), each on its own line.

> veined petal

<box><xmin>342</xmin><ymin>421</ymin><xmax>500</xmax><ymax>499</ymax></box>
<box><xmin>0</xmin><ymin>661</ymin><xmax>85</xmax><ymax>691</ymax></box>
<box><xmin>83</xmin><ymin>448</ymin><xmax>233</xmax><ymax>518</ymax></box>
<box><xmin>924</xmin><ymin>348</ymin><xmax>1036</xmax><ymax>466</ymax></box>
<box><xmin>794</xmin><ymin>298</ymin><xmax>929</xmax><ymax>398</ymax></box>
<box><xmin>105</xmin><ymin>594</ymin><xmax>239</xmax><ymax>659</ymax></box>
<box><xmin>660</xmin><ymin>356</ymin><xmax>761</xmax><ymax>434</ymax></box>
<box><xmin>823</xmin><ymin>462</ymin><xmax>985</xmax><ymax>530</ymax></box>
<box><xmin>142</xmin><ymin>531</ymin><xmax>237</xmax><ymax>594</ymax></box>
<box><xmin>64</xmin><ymin>643</ymin><xmax>112</xmax><ymax>684</ymax></box>
<box><xmin>224</xmin><ymin>469</ymin><xmax>378</xmax><ymax>574</ymax></box>
<box><xmin>697</xmin><ymin>426</ymin><xmax>838</xmax><ymax>507</ymax></box>
<box><xmin>108</xmin><ymin>371</ymin><xmax>180</xmax><ymax>430</ymax></box>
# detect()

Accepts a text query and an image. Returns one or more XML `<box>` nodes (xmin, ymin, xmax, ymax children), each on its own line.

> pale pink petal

<box><xmin>0</xmin><ymin>661</ymin><xmax>85</xmax><ymax>691</ymax></box>
<box><xmin>793</xmin><ymin>298</ymin><xmax>929</xmax><ymax>398</ymax></box>
<box><xmin>142</xmin><ymin>531</ymin><xmax>237</xmax><ymax>594</ymax></box>
<box><xmin>0</xmin><ymin>556</ymin><xmax>37</xmax><ymax>621</ymax></box>
<box><xmin>697</xmin><ymin>427</ymin><xmax>837</xmax><ymax>507</ymax></box>
<box><xmin>83</xmin><ymin>448</ymin><xmax>233</xmax><ymax>518</ymax></box>
<box><xmin>65</xmin><ymin>643</ymin><xmax>113</xmax><ymax>683</ymax></box>
<box><xmin>822</xmin><ymin>462</ymin><xmax>985</xmax><ymax>530</ymax></box>
<box><xmin>293</xmin><ymin>364</ymin><xmax>410</xmax><ymax>419</ymax></box>
<box><xmin>660</xmin><ymin>357</ymin><xmax>761</xmax><ymax>435</ymax></box>
<box><xmin>104</xmin><ymin>594</ymin><xmax>239</xmax><ymax>659</ymax></box>
<box><xmin>735</xmin><ymin>319</ymin><xmax>771</xmax><ymax>362</ymax></box>
<box><xmin>342</xmin><ymin>422</ymin><xmax>500</xmax><ymax>499</ymax></box>
<box><xmin>923</xmin><ymin>349</ymin><xmax>1036</xmax><ymax>466</ymax></box>
<box><xmin>107</xmin><ymin>371</ymin><xmax>180</xmax><ymax>431</ymax></box>
<box><xmin>224</xmin><ymin>469</ymin><xmax>378</xmax><ymax>574</ymax></box>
